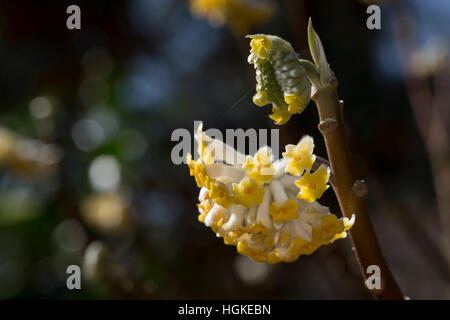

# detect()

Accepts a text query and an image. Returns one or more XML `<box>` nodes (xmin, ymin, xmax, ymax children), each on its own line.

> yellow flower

<box><xmin>223</xmin><ymin>230</ymin><xmax>244</xmax><ymax>245</ymax></box>
<box><xmin>186</xmin><ymin>153</ymin><xmax>213</xmax><ymax>188</ymax></box>
<box><xmin>247</xmin><ymin>34</ymin><xmax>312</xmax><ymax>125</ymax></box>
<box><xmin>285</xmin><ymin>93</ymin><xmax>309</xmax><ymax>114</ymax></box>
<box><xmin>193</xmin><ymin>163</ymin><xmax>208</xmax><ymax>188</ymax></box>
<box><xmin>237</xmin><ymin>241</ymin><xmax>266</xmax><ymax>263</ymax></box>
<box><xmin>288</xmin><ymin>213</ymin><xmax>355</xmax><ymax>258</ymax></box>
<box><xmin>252</xmin><ymin>89</ymin><xmax>269</xmax><ymax>107</ymax></box>
<box><xmin>248</xmin><ymin>35</ymin><xmax>272</xmax><ymax>60</ymax></box>
<box><xmin>266</xmin><ymin>230</ymin><xmax>292</xmax><ymax>263</ymax></box>
<box><xmin>185</xmin><ymin>120</ymin><xmax>355</xmax><ymax>264</ymax></box>
<box><xmin>242</xmin><ymin>147</ymin><xmax>275</xmax><ymax>186</ymax></box>
<box><xmin>232</xmin><ymin>177</ymin><xmax>265</xmax><ymax>208</ymax></box>
<box><xmin>248</xmin><ymin>222</ymin><xmax>270</xmax><ymax>236</ymax></box>
<box><xmin>237</xmin><ymin>232</ymin><xmax>273</xmax><ymax>263</ymax></box>
<box><xmin>187</xmin><ymin>153</ymin><xmax>195</xmax><ymax>176</ymax></box>
<box><xmin>295</xmin><ymin>166</ymin><xmax>330</xmax><ymax>203</ymax></box>
<box><xmin>313</xmin><ymin>214</ymin><xmax>344</xmax><ymax>242</ymax></box>
<box><xmin>210</xmin><ymin>211</ymin><xmax>229</xmax><ymax>233</ymax></box>
<box><xmin>330</xmin><ymin>214</ymin><xmax>355</xmax><ymax>242</ymax></box>
<box><xmin>269</xmin><ymin>199</ymin><xmax>299</xmax><ymax>222</ymax></box>
<box><xmin>292</xmin><ymin>238</ymin><xmax>320</xmax><ymax>256</ymax></box>
<box><xmin>209</xmin><ymin>181</ymin><xmax>234</xmax><ymax>208</ymax></box>
<box><xmin>269</xmin><ymin>107</ymin><xmax>292</xmax><ymax>125</ymax></box>
<box><xmin>197</xmin><ymin>200</ymin><xmax>212</xmax><ymax>223</ymax></box>
<box><xmin>282</xmin><ymin>135</ymin><xmax>316</xmax><ymax>176</ymax></box>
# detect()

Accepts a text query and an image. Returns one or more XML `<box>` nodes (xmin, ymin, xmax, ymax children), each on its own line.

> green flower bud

<box><xmin>247</xmin><ymin>34</ymin><xmax>312</xmax><ymax>125</ymax></box>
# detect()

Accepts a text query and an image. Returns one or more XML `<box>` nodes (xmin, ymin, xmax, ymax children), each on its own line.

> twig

<box><xmin>302</xmin><ymin>19</ymin><xmax>404</xmax><ymax>299</ymax></box>
<box><xmin>311</xmin><ymin>79</ymin><xmax>404</xmax><ymax>299</ymax></box>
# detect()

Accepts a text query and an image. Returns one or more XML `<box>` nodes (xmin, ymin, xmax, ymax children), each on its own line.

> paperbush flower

<box><xmin>283</xmin><ymin>135</ymin><xmax>316</xmax><ymax>176</ymax></box>
<box><xmin>186</xmin><ymin>123</ymin><xmax>354</xmax><ymax>263</ymax></box>
<box><xmin>247</xmin><ymin>34</ymin><xmax>312</xmax><ymax>125</ymax></box>
<box><xmin>295</xmin><ymin>166</ymin><xmax>330</xmax><ymax>203</ymax></box>
<box><xmin>242</xmin><ymin>146</ymin><xmax>275</xmax><ymax>186</ymax></box>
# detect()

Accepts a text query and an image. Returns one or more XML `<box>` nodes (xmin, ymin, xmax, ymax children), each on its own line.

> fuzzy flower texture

<box><xmin>187</xmin><ymin>123</ymin><xmax>354</xmax><ymax>263</ymax></box>
<box><xmin>248</xmin><ymin>34</ymin><xmax>313</xmax><ymax>125</ymax></box>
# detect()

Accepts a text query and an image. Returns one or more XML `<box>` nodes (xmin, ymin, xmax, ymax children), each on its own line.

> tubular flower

<box><xmin>232</xmin><ymin>176</ymin><xmax>265</xmax><ymax>208</ymax></box>
<box><xmin>189</xmin><ymin>0</ymin><xmax>276</xmax><ymax>36</ymax></box>
<box><xmin>185</xmin><ymin>122</ymin><xmax>354</xmax><ymax>263</ymax></box>
<box><xmin>269</xmin><ymin>107</ymin><xmax>292</xmax><ymax>125</ymax></box>
<box><xmin>186</xmin><ymin>153</ymin><xmax>214</xmax><ymax>188</ymax></box>
<box><xmin>249</xmin><ymin>35</ymin><xmax>272</xmax><ymax>60</ymax></box>
<box><xmin>269</xmin><ymin>199</ymin><xmax>299</xmax><ymax>223</ymax></box>
<box><xmin>209</xmin><ymin>181</ymin><xmax>234</xmax><ymax>208</ymax></box>
<box><xmin>283</xmin><ymin>135</ymin><xmax>316</xmax><ymax>176</ymax></box>
<box><xmin>242</xmin><ymin>146</ymin><xmax>275</xmax><ymax>186</ymax></box>
<box><xmin>247</xmin><ymin>34</ymin><xmax>312</xmax><ymax>125</ymax></box>
<box><xmin>295</xmin><ymin>165</ymin><xmax>330</xmax><ymax>203</ymax></box>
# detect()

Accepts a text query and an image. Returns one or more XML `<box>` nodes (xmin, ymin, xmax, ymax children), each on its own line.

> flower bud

<box><xmin>247</xmin><ymin>34</ymin><xmax>312</xmax><ymax>125</ymax></box>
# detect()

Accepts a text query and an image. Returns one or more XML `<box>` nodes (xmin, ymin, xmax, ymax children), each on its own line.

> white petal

<box><xmin>206</xmin><ymin>139</ymin><xmax>246</xmax><ymax>166</ymax></box>
<box><xmin>199</xmin><ymin>187</ymin><xmax>209</xmax><ymax>202</ymax></box>
<box><xmin>256</xmin><ymin>187</ymin><xmax>273</xmax><ymax>230</ymax></box>
<box><xmin>269</xmin><ymin>180</ymin><xmax>288</xmax><ymax>207</ymax></box>
<box><xmin>204</xmin><ymin>203</ymin><xmax>227</xmax><ymax>227</ymax></box>
<box><xmin>272</xmin><ymin>158</ymin><xmax>287</xmax><ymax>179</ymax></box>
<box><xmin>222</xmin><ymin>205</ymin><xmax>247</xmax><ymax>231</ymax></box>
<box><xmin>292</xmin><ymin>218</ymin><xmax>312</xmax><ymax>242</ymax></box>
<box><xmin>246</xmin><ymin>205</ymin><xmax>257</xmax><ymax>226</ymax></box>
<box><xmin>279</xmin><ymin>174</ymin><xmax>298</xmax><ymax>192</ymax></box>
<box><xmin>205</xmin><ymin>164</ymin><xmax>245</xmax><ymax>183</ymax></box>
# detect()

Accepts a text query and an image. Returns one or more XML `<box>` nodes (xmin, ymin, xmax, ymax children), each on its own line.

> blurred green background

<box><xmin>0</xmin><ymin>0</ymin><xmax>449</xmax><ymax>299</ymax></box>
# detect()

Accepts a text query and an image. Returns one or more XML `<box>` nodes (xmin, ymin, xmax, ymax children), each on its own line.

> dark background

<box><xmin>0</xmin><ymin>0</ymin><xmax>449</xmax><ymax>299</ymax></box>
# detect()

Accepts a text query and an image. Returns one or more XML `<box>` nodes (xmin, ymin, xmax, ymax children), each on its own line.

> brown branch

<box><xmin>311</xmin><ymin>80</ymin><xmax>404</xmax><ymax>300</ymax></box>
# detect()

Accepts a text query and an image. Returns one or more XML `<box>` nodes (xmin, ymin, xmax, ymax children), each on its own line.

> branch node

<box><xmin>352</xmin><ymin>179</ymin><xmax>368</xmax><ymax>197</ymax></box>
<box><xmin>318</xmin><ymin>118</ymin><xmax>337</xmax><ymax>134</ymax></box>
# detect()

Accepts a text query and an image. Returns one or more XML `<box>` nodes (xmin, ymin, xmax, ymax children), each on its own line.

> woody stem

<box><xmin>311</xmin><ymin>80</ymin><xmax>404</xmax><ymax>300</ymax></box>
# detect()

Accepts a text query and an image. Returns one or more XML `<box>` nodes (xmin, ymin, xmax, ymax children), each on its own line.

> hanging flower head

<box><xmin>186</xmin><ymin>122</ymin><xmax>354</xmax><ymax>263</ymax></box>
<box><xmin>247</xmin><ymin>34</ymin><xmax>312</xmax><ymax>125</ymax></box>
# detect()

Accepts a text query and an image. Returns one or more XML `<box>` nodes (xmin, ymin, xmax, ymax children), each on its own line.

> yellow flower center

<box><xmin>244</xmin><ymin>187</ymin><xmax>253</xmax><ymax>194</ymax></box>
<box><xmin>295</xmin><ymin>155</ymin><xmax>302</xmax><ymax>161</ymax></box>
<box><xmin>254</xmin><ymin>39</ymin><xmax>265</xmax><ymax>52</ymax></box>
<box><xmin>308</xmin><ymin>182</ymin><xmax>316</xmax><ymax>190</ymax></box>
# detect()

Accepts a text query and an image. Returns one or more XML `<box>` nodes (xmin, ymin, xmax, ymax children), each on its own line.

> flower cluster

<box><xmin>187</xmin><ymin>123</ymin><xmax>354</xmax><ymax>263</ymax></box>
<box><xmin>189</xmin><ymin>0</ymin><xmax>275</xmax><ymax>35</ymax></box>
<box><xmin>247</xmin><ymin>35</ymin><xmax>312</xmax><ymax>125</ymax></box>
